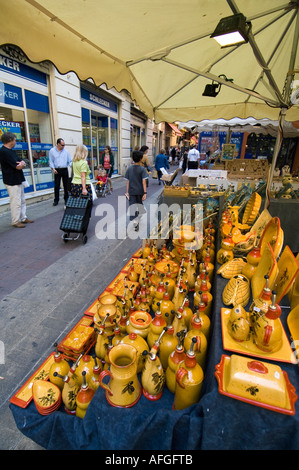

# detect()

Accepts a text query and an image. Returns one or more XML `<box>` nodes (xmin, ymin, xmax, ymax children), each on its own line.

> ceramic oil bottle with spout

<box><xmin>49</xmin><ymin>343</ymin><xmax>70</xmax><ymax>391</ymax></box>
<box><xmin>242</xmin><ymin>245</ymin><xmax>261</xmax><ymax>280</ymax></box>
<box><xmin>249</xmin><ymin>274</ymin><xmax>272</xmax><ymax>326</ymax></box>
<box><xmin>173</xmin><ymin>337</ymin><xmax>204</xmax><ymax>410</ymax></box>
<box><xmin>216</xmin><ymin>233</ymin><xmax>234</xmax><ymax>265</ymax></box>
<box><xmin>253</xmin><ymin>291</ymin><xmax>283</xmax><ymax>353</ymax></box>
<box><xmin>151</xmin><ymin>281</ymin><xmax>166</xmax><ymax>313</ymax></box>
<box><xmin>183</xmin><ymin>315</ymin><xmax>208</xmax><ymax>369</ymax></box>
<box><xmin>158</xmin><ymin>285</ymin><xmax>175</xmax><ymax>322</ymax></box>
<box><xmin>191</xmin><ymin>303</ymin><xmax>211</xmax><ymax>340</ymax></box>
<box><xmin>89</xmin><ymin>354</ymin><xmax>102</xmax><ymax>391</ymax></box>
<box><xmin>76</xmin><ymin>371</ymin><xmax>95</xmax><ymax>418</ymax></box>
<box><xmin>165</xmin><ymin>332</ymin><xmax>186</xmax><ymax>393</ymax></box>
<box><xmin>179</xmin><ymin>297</ymin><xmax>193</xmax><ymax>330</ymax></box>
<box><xmin>159</xmin><ymin>317</ymin><xmax>178</xmax><ymax>370</ymax></box>
<box><xmin>75</xmin><ymin>354</ymin><xmax>95</xmax><ymax>386</ymax></box>
<box><xmin>172</xmin><ymin>308</ymin><xmax>188</xmax><ymax>339</ymax></box>
<box><xmin>141</xmin><ymin>330</ymin><xmax>166</xmax><ymax>400</ymax></box>
<box><xmin>53</xmin><ymin>370</ymin><xmax>80</xmax><ymax>414</ymax></box>
<box><xmin>147</xmin><ymin>306</ymin><xmax>167</xmax><ymax>349</ymax></box>
<box><xmin>95</xmin><ymin>314</ymin><xmax>111</xmax><ymax>360</ymax></box>
<box><xmin>172</xmin><ymin>282</ymin><xmax>187</xmax><ymax>312</ymax></box>
<box><xmin>194</xmin><ymin>280</ymin><xmax>213</xmax><ymax>317</ymax></box>
<box><xmin>203</xmin><ymin>248</ymin><xmax>214</xmax><ymax>282</ymax></box>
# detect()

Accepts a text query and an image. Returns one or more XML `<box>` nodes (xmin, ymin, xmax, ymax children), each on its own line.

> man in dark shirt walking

<box><xmin>0</xmin><ymin>132</ymin><xmax>34</xmax><ymax>228</ymax></box>
<box><xmin>125</xmin><ymin>150</ymin><xmax>148</xmax><ymax>231</ymax></box>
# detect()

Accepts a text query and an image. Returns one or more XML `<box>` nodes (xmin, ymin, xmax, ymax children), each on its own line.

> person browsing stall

<box><xmin>125</xmin><ymin>150</ymin><xmax>148</xmax><ymax>231</ymax></box>
<box><xmin>187</xmin><ymin>145</ymin><xmax>200</xmax><ymax>169</ymax></box>
<box><xmin>0</xmin><ymin>132</ymin><xmax>34</xmax><ymax>228</ymax></box>
<box><xmin>49</xmin><ymin>138</ymin><xmax>72</xmax><ymax>207</ymax></box>
<box><xmin>155</xmin><ymin>148</ymin><xmax>169</xmax><ymax>185</ymax></box>
<box><xmin>70</xmin><ymin>144</ymin><xmax>92</xmax><ymax>200</ymax></box>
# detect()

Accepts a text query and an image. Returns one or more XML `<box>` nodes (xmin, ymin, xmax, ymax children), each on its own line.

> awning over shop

<box><xmin>167</xmin><ymin>123</ymin><xmax>183</xmax><ymax>136</ymax></box>
<box><xmin>1</xmin><ymin>1</ymin><xmax>298</xmax><ymax>124</ymax></box>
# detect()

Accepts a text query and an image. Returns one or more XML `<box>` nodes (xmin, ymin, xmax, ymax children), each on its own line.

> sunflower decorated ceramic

<box><xmin>222</xmin><ymin>274</ymin><xmax>250</xmax><ymax>308</ymax></box>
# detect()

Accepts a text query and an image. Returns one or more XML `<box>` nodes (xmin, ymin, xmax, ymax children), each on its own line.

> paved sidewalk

<box><xmin>0</xmin><ymin>170</ymin><xmax>179</xmax><ymax>450</ymax></box>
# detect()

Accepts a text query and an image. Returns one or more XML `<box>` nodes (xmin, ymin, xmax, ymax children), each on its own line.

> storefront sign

<box><xmin>81</xmin><ymin>87</ymin><xmax>118</xmax><ymax>113</ymax></box>
<box><xmin>0</xmin><ymin>120</ymin><xmax>22</xmax><ymax>140</ymax></box>
<box><xmin>0</xmin><ymin>82</ymin><xmax>23</xmax><ymax>107</ymax></box>
<box><xmin>0</xmin><ymin>53</ymin><xmax>47</xmax><ymax>86</ymax></box>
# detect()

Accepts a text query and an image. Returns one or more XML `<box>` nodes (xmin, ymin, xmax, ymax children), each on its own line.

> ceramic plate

<box><xmin>273</xmin><ymin>246</ymin><xmax>299</xmax><ymax>303</ymax></box>
<box><xmin>215</xmin><ymin>354</ymin><xmax>297</xmax><ymax>415</ymax></box>
<box><xmin>221</xmin><ymin>308</ymin><xmax>297</xmax><ymax>364</ymax></box>
<box><xmin>249</xmin><ymin>208</ymin><xmax>272</xmax><ymax>243</ymax></box>
<box><xmin>251</xmin><ymin>242</ymin><xmax>278</xmax><ymax>300</ymax></box>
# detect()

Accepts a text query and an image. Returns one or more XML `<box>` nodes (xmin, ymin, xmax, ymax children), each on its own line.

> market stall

<box><xmin>9</xmin><ymin>187</ymin><xmax>299</xmax><ymax>450</ymax></box>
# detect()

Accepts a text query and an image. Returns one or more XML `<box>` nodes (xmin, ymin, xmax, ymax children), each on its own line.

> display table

<box><xmin>9</xmin><ymin>232</ymin><xmax>299</xmax><ymax>450</ymax></box>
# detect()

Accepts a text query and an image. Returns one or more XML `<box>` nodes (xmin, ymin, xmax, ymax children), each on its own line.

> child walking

<box><xmin>125</xmin><ymin>150</ymin><xmax>148</xmax><ymax>231</ymax></box>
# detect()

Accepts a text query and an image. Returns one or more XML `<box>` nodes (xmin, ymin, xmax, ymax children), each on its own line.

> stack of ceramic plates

<box><xmin>32</xmin><ymin>380</ymin><xmax>62</xmax><ymax>415</ymax></box>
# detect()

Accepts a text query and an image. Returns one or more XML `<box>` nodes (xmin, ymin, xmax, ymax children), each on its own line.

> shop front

<box><xmin>80</xmin><ymin>85</ymin><xmax>119</xmax><ymax>178</ymax></box>
<box><xmin>0</xmin><ymin>50</ymin><xmax>53</xmax><ymax>201</ymax></box>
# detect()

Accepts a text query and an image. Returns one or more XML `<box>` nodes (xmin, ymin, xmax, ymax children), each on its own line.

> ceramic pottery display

<box><xmin>98</xmin><ymin>343</ymin><xmax>142</xmax><ymax>408</ymax></box>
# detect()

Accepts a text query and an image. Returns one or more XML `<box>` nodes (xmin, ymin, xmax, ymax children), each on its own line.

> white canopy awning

<box><xmin>1</xmin><ymin>0</ymin><xmax>298</xmax><ymax>124</ymax></box>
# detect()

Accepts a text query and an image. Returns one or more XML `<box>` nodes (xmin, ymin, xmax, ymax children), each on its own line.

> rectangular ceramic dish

<box><xmin>215</xmin><ymin>354</ymin><xmax>297</xmax><ymax>415</ymax></box>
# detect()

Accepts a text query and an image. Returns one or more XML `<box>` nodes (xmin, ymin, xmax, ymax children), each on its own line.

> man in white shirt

<box><xmin>49</xmin><ymin>138</ymin><xmax>72</xmax><ymax>206</ymax></box>
<box><xmin>187</xmin><ymin>145</ymin><xmax>200</xmax><ymax>169</ymax></box>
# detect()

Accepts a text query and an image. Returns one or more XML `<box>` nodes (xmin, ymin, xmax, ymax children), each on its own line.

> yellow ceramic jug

<box><xmin>120</xmin><ymin>332</ymin><xmax>149</xmax><ymax>373</ymax></box>
<box><xmin>159</xmin><ymin>319</ymin><xmax>178</xmax><ymax>370</ymax></box>
<box><xmin>75</xmin><ymin>371</ymin><xmax>95</xmax><ymax>418</ymax></box>
<box><xmin>75</xmin><ymin>354</ymin><xmax>95</xmax><ymax>386</ymax></box>
<box><xmin>126</xmin><ymin>310</ymin><xmax>152</xmax><ymax>339</ymax></box>
<box><xmin>165</xmin><ymin>332</ymin><xmax>186</xmax><ymax>394</ymax></box>
<box><xmin>98</xmin><ymin>343</ymin><xmax>142</xmax><ymax>408</ymax></box>
<box><xmin>249</xmin><ymin>274</ymin><xmax>272</xmax><ymax>326</ymax></box>
<box><xmin>173</xmin><ymin>337</ymin><xmax>204</xmax><ymax>410</ymax></box>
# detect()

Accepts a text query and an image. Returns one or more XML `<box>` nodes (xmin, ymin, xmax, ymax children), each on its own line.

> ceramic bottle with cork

<box><xmin>49</xmin><ymin>343</ymin><xmax>70</xmax><ymax>391</ymax></box>
<box><xmin>141</xmin><ymin>330</ymin><xmax>166</xmax><ymax>400</ymax></box>
<box><xmin>75</xmin><ymin>354</ymin><xmax>96</xmax><ymax>386</ymax></box>
<box><xmin>173</xmin><ymin>337</ymin><xmax>204</xmax><ymax>410</ymax></box>
<box><xmin>75</xmin><ymin>371</ymin><xmax>95</xmax><ymax>419</ymax></box>
<box><xmin>165</xmin><ymin>332</ymin><xmax>186</xmax><ymax>393</ymax></box>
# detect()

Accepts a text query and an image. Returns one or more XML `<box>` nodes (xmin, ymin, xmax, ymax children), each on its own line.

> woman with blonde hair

<box><xmin>70</xmin><ymin>144</ymin><xmax>92</xmax><ymax>200</ymax></box>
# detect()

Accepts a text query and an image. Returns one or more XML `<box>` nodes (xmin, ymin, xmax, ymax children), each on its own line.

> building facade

<box><xmin>0</xmin><ymin>46</ymin><xmax>160</xmax><ymax>207</ymax></box>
